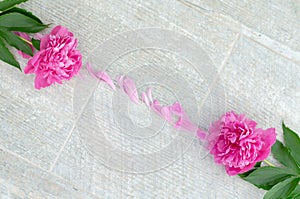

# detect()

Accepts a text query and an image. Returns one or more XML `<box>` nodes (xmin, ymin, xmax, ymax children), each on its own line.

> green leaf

<box><xmin>0</xmin><ymin>0</ymin><xmax>28</xmax><ymax>12</ymax></box>
<box><xmin>0</xmin><ymin>27</ymin><xmax>33</xmax><ymax>56</ymax></box>
<box><xmin>289</xmin><ymin>193</ymin><xmax>300</xmax><ymax>199</ymax></box>
<box><xmin>1</xmin><ymin>7</ymin><xmax>42</xmax><ymax>23</ymax></box>
<box><xmin>264</xmin><ymin>177</ymin><xmax>299</xmax><ymax>199</ymax></box>
<box><xmin>283</xmin><ymin>123</ymin><xmax>300</xmax><ymax>166</ymax></box>
<box><xmin>238</xmin><ymin>162</ymin><xmax>261</xmax><ymax>179</ymax></box>
<box><xmin>287</xmin><ymin>186</ymin><xmax>300</xmax><ymax>199</ymax></box>
<box><xmin>272</xmin><ymin>140</ymin><xmax>300</xmax><ymax>173</ymax></box>
<box><xmin>0</xmin><ymin>37</ymin><xmax>20</xmax><ymax>70</ymax></box>
<box><xmin>31</xmin><ymin>38</ymin><xmax>40</xmax><ymax>50</ymax></box>
<box><xmin>244</xmin><ymin>166</ymin><xmax>296</xmax><ymax>190</ymax></box>
<box><xmin>0</xmin><ymin>12</ymin><xmax>47</xmax><ymax>33</ymax></box>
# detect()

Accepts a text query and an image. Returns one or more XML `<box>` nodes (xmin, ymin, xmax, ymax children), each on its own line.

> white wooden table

<box><xmin>0</xmin><ymin>0</ymin><xmax>299</xmax><ymax>198</ymax></box>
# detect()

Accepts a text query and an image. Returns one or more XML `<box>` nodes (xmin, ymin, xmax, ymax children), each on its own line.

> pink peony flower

<box><xmin>207</xmin><ymin>111</ymin><xmax>276</xmax><ymax>176</ymax></box>
<box><xmin>24</xmin><ymin>25</ymin><xmax>82</xmax><ymax>89</ymax></box>
<box><xmin>15</xmin><ymin>32</ymin><xmax>34</xmax><ymax>59</ymax></box>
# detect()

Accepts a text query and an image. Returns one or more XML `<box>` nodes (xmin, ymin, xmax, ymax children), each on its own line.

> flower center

<box><xmin>218</xmin><ymin>124</ymin><xmax>263</xmax><ymax>168</ymax></box>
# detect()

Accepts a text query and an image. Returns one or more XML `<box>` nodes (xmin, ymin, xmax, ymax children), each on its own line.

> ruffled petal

<box><xmin>259</xmin><ymin>128</ymin><xmax>277</xmax><ymax>148</ymax></box>
<box><xmin>34</xmin><ymin>74</ymin><xmax>51</xmax><ymax>90</ymax></box>
<box><xmin>225</xmin><ymin>161</ymin><xmax>256</xmax><ymax>176</ymax></box>
<box><xmin>40</xmin><ymin>34</ymin><xmax>50</xmax><ymax>50</ymax></box>
<box><xmin>50</xmin><ymin>25</ymin><xmax>73</xmax><ymax>37</ymax></box>
<box><xmin>24</xmin><ymin>62</ymin><xmax>34</xmax><ymax>74</ymax></box>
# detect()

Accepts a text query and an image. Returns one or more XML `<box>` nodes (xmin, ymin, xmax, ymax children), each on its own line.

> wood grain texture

<box><xmin>0</xmin><ymin>148</ymin><xmax>99</xmax><ymax>199</ymax></box>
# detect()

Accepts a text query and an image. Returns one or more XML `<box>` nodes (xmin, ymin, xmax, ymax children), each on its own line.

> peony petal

<box><xmin>225</xmin><ymin>161</ymin><xmax>257</xmax><ymax>176</ymax></box>
<box><xmin>141</xmin><ymin>92</ymin><xmax>150</xmax><ymax>107</ymax></box>
<box><xmin>34</xmin><ymin>74</ymin><xmax>51</xmax><ymax>90</ymax></box>
<box><xmin>168</xmin><ymin>102</ymin><xmax>199</xmax><ymax>133</ymax></box>
<box><xmin>147</xmin><ymin>88</ymin><xmax>153</xmax><ymax>103</ymax></box>
<box><xmin>197</xmin><ymin>128</ymin><xmax>206</xmax><ymax>140</ymax></box>
<box><xmin>256</xmin><ymin>129</ymin><xmax>275</xmax><ymax>162</ymax></box>
<box><xmin>86</xmin><ymin>63</ymin><xmax>97</xmax><ymax>78</ymax></box>
<box><xmin>40</xmin><ymin>34</ymin><xmax>50</xmax><ymax>50</ymax></box>
<box><xmin>169</xmin><ymin>102</ymin><xmax>182</xmax><ymax>115</ymax></box>
<box><xmin>174</xmin><ymin>116</ymin><xmax>183</xmax><ymax>128</ymax></box>
<box><xmin>87</xmin><ymin>63</ymin><xmax>115</xmax><ymax>90</ymax></box>
<box><xmin>150</xmin><ymin>100</ymin><xmax>163</xmax><ymax>115</ymax></box>
<box><xmin>177</xmin><ymin>117</ymin><xmax>198</xmax><ymax>132</ymax></box>
<box><xmin>116</xmin><ymin>75</ymin><xmax>124</xmax><ymax>89</ymax></box>
<box><xmin>149</xmin><ymin>100</ymin><xmax>202</xmax><ymax>135</ymax></box>
<box><xmin>34</xmin><ymin>33</ymin><xmax>43</xmax><ymax>40</ymax></box>
<box><xmin>256</xmin><ymin>148</ymin><xmax>272</xmax><ymax>162</ymax></box>
<box><xmin>95</xmin><ymin>71</ymin><xmax>116</xmax><ymax>90</ymax></box>
<box><xmin>17</xmin><ymin>51</ymin><xmax>31</xmax><ymax>59</ymax></box>
<box><xmin>24</xmin><ymin>61</ymin><xmax>35</xmax><ymax>74</ymax></box>
<box><xmin>258</xmin><ymin>128</ymin><xmax>276</xmax><ymax>148</ymax></box>
<box><xmin>50</xmin><ymin>25</ymin><xmax>73</xmax><ymax>37</ymax></box>
<box><xmin>24</xmin><ymin>51</ymin><xmax>42</xmax><ymax>74</ymax></box>
<box><xmin>247</xmin><ymin>120</ymin><xmax>257</xmax><ymax>129</ymax></box>
<box><xmin>160</xmin><ymin>106</ymin><xmax>172</xmax><ymax>122</ymax></box>
<box><xmin>121</xmin><ymin>76</ymin><xmax>140</xmax><ymax>104</ymax></box>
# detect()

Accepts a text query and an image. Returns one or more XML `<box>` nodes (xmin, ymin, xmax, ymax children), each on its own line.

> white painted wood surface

<box><xmin>0</xmin><ymin>0</ymin><xmax>299</xmax><ymax>198</ymax></box>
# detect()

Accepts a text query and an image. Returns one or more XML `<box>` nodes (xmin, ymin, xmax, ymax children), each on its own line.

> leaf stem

<box><xmin>263</xmin><ymin>159</ymin><xmax>275</xmax><ymax>167</ymax></box>
<box><xmin>18</xmin><ymin>36</ymin><xmax>32</xmax><ymax>45</ymax></box>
